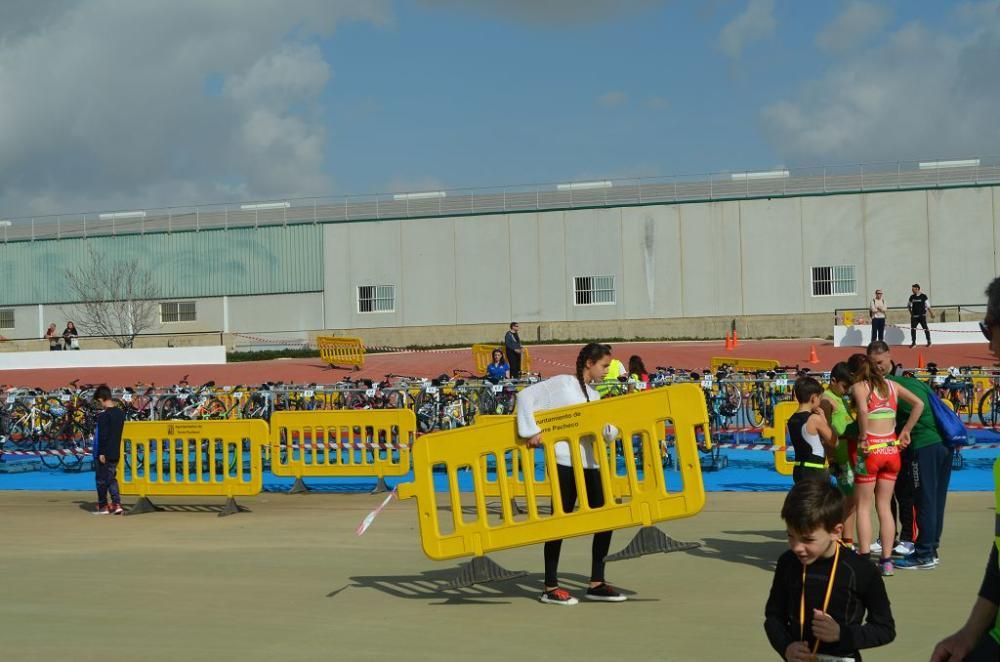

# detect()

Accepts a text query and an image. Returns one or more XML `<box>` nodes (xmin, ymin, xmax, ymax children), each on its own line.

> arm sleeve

<box><xmin>979</xmin><ymin>544</ymin><xmax>1000</xmax><ymax>606</ymax></box>
<box><xmin>764</xmin><ymin>557</ymin><xmax>796</xmax><ymax>656</ymax></box>
<box><xmin>97</xmin><ymin>411</ymin><xmax>110</xmax><ymax>456</ymax></box>
<box><xmin>839</xmin><ymin>569</ymin><xmax>896</xmax><ymax>651</ymax></box>
<box><xmin>515</xmin><ymin>381</ymin><xmax>549</xmax><ymax>438</ymax></box>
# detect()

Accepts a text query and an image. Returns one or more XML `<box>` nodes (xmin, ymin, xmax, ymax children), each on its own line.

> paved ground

<box><xmin>3</xmin><ymin>338</ymin><xmax>996</xmax><ymax>390</ymax></box>
<box><xmin>0</xmin><ymin>490</ymin><xmax>992</xmax><ymax>661</ymax></box>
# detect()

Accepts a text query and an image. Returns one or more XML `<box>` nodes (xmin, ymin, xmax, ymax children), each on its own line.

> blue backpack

<box><xmin>926</xmin><ymin>390</ymin><xmax>973</xmax><ymax>448</ymax></box>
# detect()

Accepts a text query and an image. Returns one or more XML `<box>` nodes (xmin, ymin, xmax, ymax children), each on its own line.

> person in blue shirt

<box><xmin>485</xmin><ymin>349</ymin><xmax>510</xmax><ymax>382</ymax></box>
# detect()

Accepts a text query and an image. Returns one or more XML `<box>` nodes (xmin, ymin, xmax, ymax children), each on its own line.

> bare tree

<box><xmin>63</xmin><ymin>244</ymin><xmax>161</xmax><ymax>349</ymax></box>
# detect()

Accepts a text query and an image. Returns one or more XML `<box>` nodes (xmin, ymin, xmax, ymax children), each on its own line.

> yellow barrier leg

<box><xmin>442</xmin><ymin>557</ymin><xmax>529</xmax><ymax>590</ymax></box>
<box><xmin>606</xmin><ymin>432</ymin><xmax>701</xmax><ymax>562</ymax></box>
<box><xmin>219</xmin><ymin>497</ymin><xmax>249</xmax><ymax>517</ymax></box>
<box><xmin>126</xmin><ymin>496</ymin><xmax>159</xmax><ymax>516</ymax></box>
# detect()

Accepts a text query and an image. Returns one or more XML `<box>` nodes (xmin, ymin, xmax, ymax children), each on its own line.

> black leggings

<box><xmin>544</xmin><ymin>463</ymin><xmax>612</xmax><ymax>587</ymax></box>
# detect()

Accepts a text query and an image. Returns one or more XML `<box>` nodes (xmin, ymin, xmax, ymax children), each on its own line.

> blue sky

<box><xmin>0</xmin><ymin>0</ymin><xmax>998</xmax><ymax>215</ymax></box>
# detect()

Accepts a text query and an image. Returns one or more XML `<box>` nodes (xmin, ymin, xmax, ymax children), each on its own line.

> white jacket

<box><xmin>516</xmin><ymin>374</ymin><xmax>618</xmax><ymax>468</ymax></box>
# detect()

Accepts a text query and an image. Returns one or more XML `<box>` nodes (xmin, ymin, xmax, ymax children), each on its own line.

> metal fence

<box><xmin>3</xmin><ymin>157</ymin><xmax>1000</xmax><ymax>243</ymax></box>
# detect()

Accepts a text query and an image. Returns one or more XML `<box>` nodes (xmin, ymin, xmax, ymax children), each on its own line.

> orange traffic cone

<box><xmin>725</xmin><ymin>332</ymin><xmax>733</xmax><ymax>351</ymax></box>
<box><xmin>732</xmin><ymin>330</ymin><xmax>739</xmax><ymax>348</ymax></box>
<box><xmin>917</xmin><ymin>353</ymin><xmax>926</xmax><ymax>369</ymax></box>
<box><xmin>808</xmin><ymin>345</ymin><xmax>820</xmax><ymax>365</ymax></box>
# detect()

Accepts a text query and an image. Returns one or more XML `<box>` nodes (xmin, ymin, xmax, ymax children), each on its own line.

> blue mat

<box><xmin>2</xmin><ymin>444</ymin><xmax>995</xmax><ymax>492</ymax></box>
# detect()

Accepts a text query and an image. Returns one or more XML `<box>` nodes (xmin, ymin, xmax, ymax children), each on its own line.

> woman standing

<box><xmin>44</xmin><ymin>323</ymin><xmax>61</xmax><ymax>351</ymax></box>
<box><xmin>515</xmin><ymin>342</ymin><xmax>626</xmax><ymax>605</ymax></box>
<box><xmin>62</xmin><ymin>321</ymin><xmax>79</xmax><ymax>350</ymax></box>
<box><xmin>850</xmin><ymin>356</ymin><xmax>923</xmax><ymax>576</ymax></box>
<box><xmin>870</xmin><ymin>289</ymin><xmax>887</xmax><ymax>343</ymax></box>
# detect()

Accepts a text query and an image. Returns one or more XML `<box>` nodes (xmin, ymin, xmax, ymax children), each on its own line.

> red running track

<box><xmin>1</xmin><ymin>339</ymin><xmax>996</xmax><ymax>390</ymax></box>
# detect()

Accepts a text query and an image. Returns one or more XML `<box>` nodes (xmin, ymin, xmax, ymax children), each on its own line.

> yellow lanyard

<box><xmin>800</xmin><ymin>543</ymin><xmax>841</xmax><ymax>655</ymax></box>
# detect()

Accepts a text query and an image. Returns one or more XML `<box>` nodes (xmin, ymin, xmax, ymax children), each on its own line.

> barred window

<box><xmin>358</xmin><ymin>285</ymin><xmax>395</xmax><ymax>313</ymax></box>
<box><xmin>160</xmin><ymin>301</ymin><xmax>196</xmax><ymax>323</ymax></box>
<box><xmin>0</xmin><ymin>308</ymin><xmax>13</xmax><ymax>329</ymax></box>
<box><xmin>811</xmin><ymin>265</ymin><xmax>856</xmax><ymax>297</ymax></box>
<box><xmin>574</xmin><ymin>275</ymin><xmax>616</xmax><ymax>306</ymax></box>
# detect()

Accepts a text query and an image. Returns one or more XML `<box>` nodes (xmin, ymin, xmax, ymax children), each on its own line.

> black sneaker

<box><xmin>585</xmin><ymin>583</ymin><xmax>627</xmax><ymax>602</ymax></box>
<box><xmin>539</xmin><ymin>588</ymin><xmax>578</xmax><ymax>606</ymax></box>
<box><xmin>895</xmin><ymin>554</ymin><xmax>936</xmax><ymax>570</ymax></box>
<box><xmin>909</xmin><ymin>343</ymin><xmax>916</xmax><ymax>349</ymax></box>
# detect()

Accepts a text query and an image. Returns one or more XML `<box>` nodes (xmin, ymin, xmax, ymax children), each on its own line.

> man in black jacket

<box><xmin>504</xmin><ymin>322</ymin><xmax>523</xmax><ymax>379</ymax></box>
<box><xmin>92</xmin><ymin>384</ymin><xmax>126</xmax><ymax>515</ymax></box>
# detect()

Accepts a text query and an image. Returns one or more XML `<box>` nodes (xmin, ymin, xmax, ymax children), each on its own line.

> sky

<box><xmin>1</xmin><ymin>0</ymin><xmax>998</xmax><ymax>218</ymax></box>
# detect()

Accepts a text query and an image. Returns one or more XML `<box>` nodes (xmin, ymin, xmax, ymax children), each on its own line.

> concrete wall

<box><xmin>319</xmin><ymin>185</ymin><xmax>1000</xmax><ymax>329</ymax></box>
<box><xmin>3</xmin><ymin>184</ymin><xmax>998</xmax><ymax>348</ymax></box>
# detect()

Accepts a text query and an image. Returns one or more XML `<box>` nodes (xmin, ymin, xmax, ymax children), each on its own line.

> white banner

<box><xmin>833</xmin><ymin>321</ymin><xmax>983</xmax><ymax>347</ymax></box>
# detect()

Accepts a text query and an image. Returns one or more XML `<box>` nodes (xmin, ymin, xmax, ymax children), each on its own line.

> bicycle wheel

<box><xmin>978</xmin><ymin>389</ymin><xmax>1000</xmax><ymax>429</ymax></box>
<box><xmin>37</xmin><ymin>439</ymin><xmax>65</xmax><ymax>469</ymax></box>
<box><xmin>746</xmin><ymin>391</ymin><xmax>766</xmax><ymax>428</ymax></box>
<box><xmin>157</xmin><ymin>396</ymin><xmax>183</xmax><ymax>420</ymax></box>
<box><xmin>478</xmin><ymin>390</ymin><xmax>497</xmax><ymax>416</ymax></box>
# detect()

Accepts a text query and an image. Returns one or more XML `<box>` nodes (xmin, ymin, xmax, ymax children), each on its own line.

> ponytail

<box><xmin>852</xmin><ymin>355</ymin><xmax>889</xmax><ymax>398</ymax></box>
<box><xmin>576</xmin><ymin>342</ymin><xmax>612</xmax><ymax>402</ymax></box>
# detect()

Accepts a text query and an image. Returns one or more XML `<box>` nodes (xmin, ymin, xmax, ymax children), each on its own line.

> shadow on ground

<box><xmin>341</xmin><ymin>567</ymin><xmax>658</xmax><ymax>606</ymax></box>
<box><xmin>684</xmin><ymin>529</ymin><xmax>787</xmax><ymax>571</ymax></box>
<box><xmin>73</xmin><ymin>499</ymin><xmax>237</xmax><ymax>515</ymax></box>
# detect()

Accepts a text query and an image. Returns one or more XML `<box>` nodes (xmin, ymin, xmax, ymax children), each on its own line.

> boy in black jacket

<box><xmin>765</xmin><ymin>479</ymin><xmax>895</xmax><ymax>661</ymax></box>
<box><xmin>92</xmin><ymin>384</ymin><xmax>126</xmax><ymax>515</ymax></box>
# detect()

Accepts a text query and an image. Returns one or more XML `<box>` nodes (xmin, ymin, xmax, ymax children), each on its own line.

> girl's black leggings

<box><xmin>543</xmin><ymin>463</ymin><xmax>612</xmax><ymax>587</ymax></box>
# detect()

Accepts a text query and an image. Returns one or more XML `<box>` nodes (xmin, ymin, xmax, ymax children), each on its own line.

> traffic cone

<box><xmin>808</xmin><ymin>345</ymin><xmax>820</xmax><ymax>365</ymax></box>
<box><xmin>725</xmin><ymin>332</ymin><xmax>733</xmax><ymax>351</ymax></box>
<box><xmin>917</xmin><ymin>353</ymin><xmax>926</xmax><ymax>369</ymax></box>
<box><xmin>732</xmin><ymin>330</ymin><xmax>739</xmax><ymax>348</ymax></box>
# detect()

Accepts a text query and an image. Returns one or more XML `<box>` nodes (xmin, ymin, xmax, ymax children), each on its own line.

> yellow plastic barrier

<box><xmin>478</xmin><ymin>415</ymin><xmax>648</xmax><ymax>501</ymax></box>
<box><xmin>317</xmin><ymin>336</ymin><xmax>366</xmax><ymax>369</ymax></box>
<box><xmin>472</xmin><ymin>343</ymin><xmax>532</xmax><ymax>374</ymax></box>
<box><xmin>117</xmin><ymin>420</ymin><xmax>269</xmax><ymax>516</ymax></box>
<box><xmin>761</xmin><ymin>401</ymin><xmax>800</xmax><ymax>477</ymax></box>
<box><xmin>397</xmin><ymin>384</ymin><xmax>708</xmax><ymax>561</ymax></box>
<box><xmin>269</xmin><ymin>409</ymin><xmax>416</xmax><ymax>493</ymax></box>
<box><xmin>709</xmin><ymin>357</ymin><xmax>780</xmax><ymax>373</ymax></box>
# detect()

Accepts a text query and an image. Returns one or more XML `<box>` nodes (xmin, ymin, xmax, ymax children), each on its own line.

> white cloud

<box><xmin>418</xmin><ymin>0</ymin><xmax>664</xmax><ymax>25</ymax></box>
<box><xmin>762</xmin><ymin>10</ymin><xmax>1000</xmax><ymax>163</ymax></box>
<box><xmin>0</xmin><ymin>1</ymin><xmax>391</xmax><ymax>218</ymax></box>
<box><xmin>718</xmin><ymin>0</ymin><xmax>776</xmax><ymax>60</ymax></box>
<box><xmin>816</xmin><ymin>1</ymin><xmax>891</xmax><ymax>54</ymax></box>
<box><xmin>598</xmin><ymin>91</ymin><xmax>628</xmax><ymax>108</ymax></box>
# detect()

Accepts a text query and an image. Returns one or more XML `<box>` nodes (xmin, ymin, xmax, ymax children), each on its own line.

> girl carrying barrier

<box><xmin>515</xmin><ymin>342</ymin><xmax>626</xmax><ymax>606</ymax></box>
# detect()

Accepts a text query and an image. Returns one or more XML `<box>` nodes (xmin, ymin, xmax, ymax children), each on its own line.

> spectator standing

<box><xmin>907</xmin><ymin>284</ymin><xmax>932</xmax><ymax>348</ymax></box>
<box><xmin>62</xmin><ymin>321</ymin><xmax>79</xmax><ymax>350</ymax></box>
<box><xmin>485</xmin><ymin>349</ymin><xmax>510</xmax><ymax>382</ymax></box>
<box><xmin>929</xmin><ymin>276</ymin><xmax>1000</xmax><ymax>661</ymax></box>
<box><xmin>504</xmin><ymin>322</ymin><xmax>523</xmax><ymax>378</ymax></box>
<box><xmin>45</xmin><ymin>323</ymin><xmax>61</xmax><ymax>351</ymax></box>
<box><xmin>627</xmin><ymin>355</ymin><xmax>649</xmax><ymax>384</ymax></box>
<box><xmin>870</xmin><ymin>289</ymin><xmax>887</xmax><ymax>343</ymax></box>
<box><xmin>92</xmin><ymin>385</ymin><xmax>125</xmax><ymax>515</ymax></box>
<box><xmin>596</xmin><ymin>350</ymin><xmax>626</xmax><ymax>397</ymax></box>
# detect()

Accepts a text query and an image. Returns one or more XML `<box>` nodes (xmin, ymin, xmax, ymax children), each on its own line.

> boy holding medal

<box><xmin>765</xmin><ymin>480</ymin><xmax>895</xmax><ymax>661</ymax></box>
